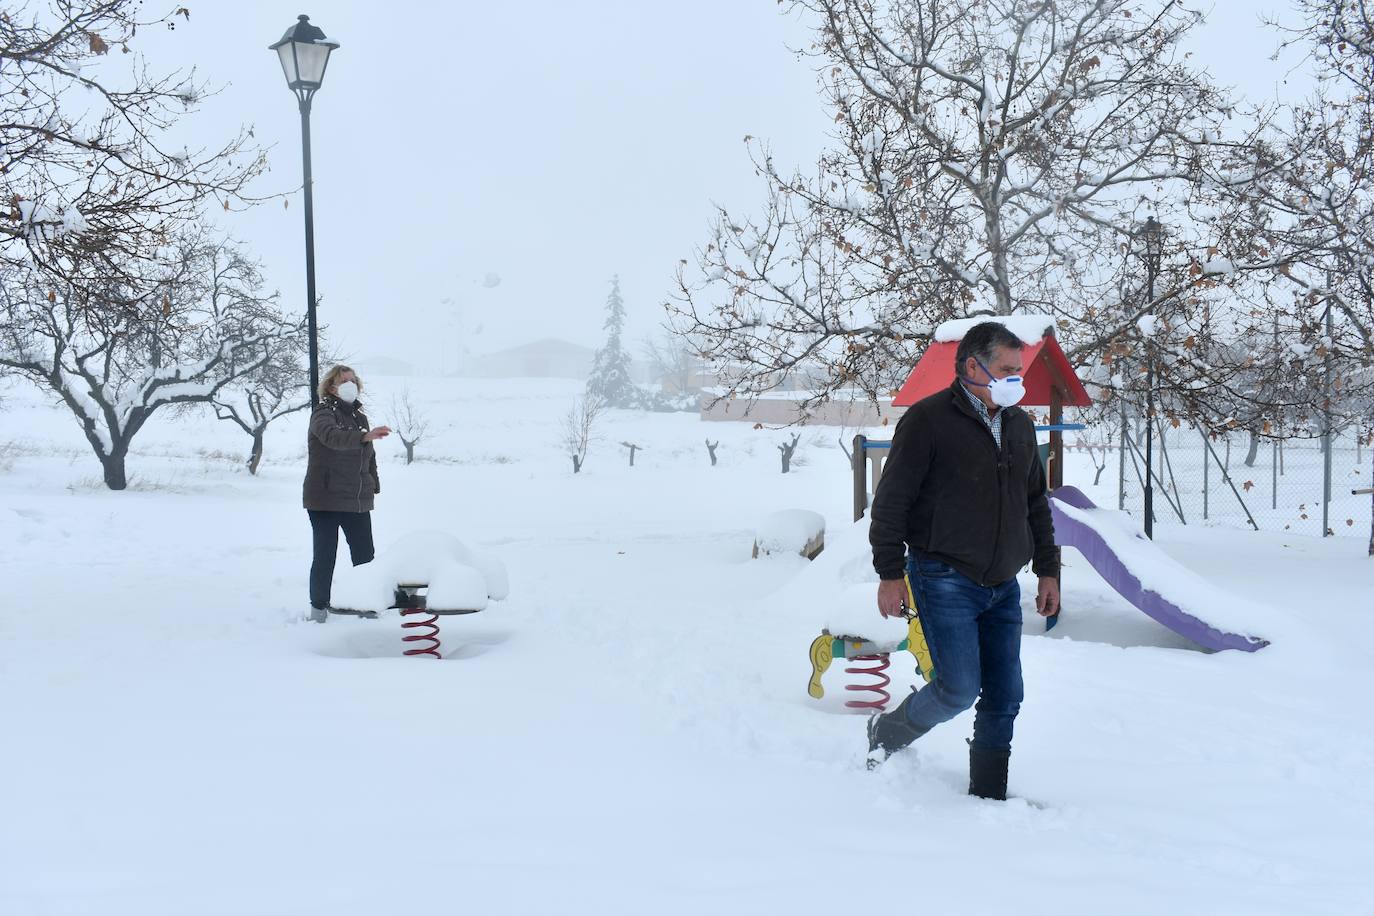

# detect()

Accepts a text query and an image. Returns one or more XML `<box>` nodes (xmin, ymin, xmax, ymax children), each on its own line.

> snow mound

<box><xmin>331</xmin><ymin>563</ymin><xmax>396</xmax><ymax>612</ymax></box>
<box><xmin>754</xmin><ymin>509</ymin><xmax>825</xmax><ymax>556</ymax></box>
<box><xmin>825</xmin><ymin>582</ymin><xmax>909</xmax><ymax>645</ymax></box>
<box><xmin>934</xmin><ymin>313</ymin><xmax>1054</xmax><ymax>344</ymax></box>
<box><xmin>330</xmin><ymin>530</ymin><xmax>509</xmax><ymax>612</ymax></box>
<box><xmin>767</xmin><ymin>517</ymin><xmax>901</xmax><ymax>642</ymax></box>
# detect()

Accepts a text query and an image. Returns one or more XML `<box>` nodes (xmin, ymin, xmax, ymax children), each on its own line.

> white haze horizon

<box><xmin>120</xmin><ymin>1</ymin><xmax>1314</xmax><ymax>375</ymax></box>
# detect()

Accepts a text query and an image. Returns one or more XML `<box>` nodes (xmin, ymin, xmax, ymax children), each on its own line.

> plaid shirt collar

<box><xmin>958</xmin><ymin>380</ymin><xmax>1004</xmax><ymax>448</ymax></box>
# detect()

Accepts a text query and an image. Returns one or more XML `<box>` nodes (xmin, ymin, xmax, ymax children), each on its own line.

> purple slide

<box><xmin>1049</xmin><ymin>486</ymin><xmax>1268</xmax><ymax>652</ymax></box>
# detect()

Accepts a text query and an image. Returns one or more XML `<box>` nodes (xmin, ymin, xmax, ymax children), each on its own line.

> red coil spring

<box><xmin>401</xmin><ymin>606</ymin><xmax>442</xmax><ymax>659</ymax></box>
<box><xmin>844</xmin><ymin>654</ymin><xmax>891</xmax><ymax>710</ymax></box>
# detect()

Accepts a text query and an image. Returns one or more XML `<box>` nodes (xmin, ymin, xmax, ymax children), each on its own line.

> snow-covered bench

<box><xmin>752</xmin><ymin>509</ymin><xmax>826</xmax><ymax>560</ymax></box>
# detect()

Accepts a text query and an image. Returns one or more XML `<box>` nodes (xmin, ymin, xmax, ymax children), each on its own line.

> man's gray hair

<box><xmin>954</xmin><ymin>321</ymin><xmax>1023</xmax><ymax>378</ymax></box>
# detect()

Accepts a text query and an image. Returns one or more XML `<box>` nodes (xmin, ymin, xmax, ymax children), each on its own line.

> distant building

<box><xmin>461</xmin><ymin>338</ymin><xmax>597</xmax><ymax>380</ymax></box>
<box><xmin>699</xmin><ymin>389</ymin><xmax>906</xmax><ymax>427</ymax></box>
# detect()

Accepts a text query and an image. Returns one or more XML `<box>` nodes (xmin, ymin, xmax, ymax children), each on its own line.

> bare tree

<box><xmin>641</xmin><ymin>329</ymin><xmax>696</xmax><ymax>394</ymax></box>
<box><xmin>1097</xmin><ymin>0</ymin><xmax>1374</xmax><ymax>449</ymax></box>
<box><xmin>213</xmin><ymin>365</ymin><xmax>308</xmax><ymax>475</ymax></box>
<box><xmin>204</xmin><ymin>241</ymin><xmax>308</xmax><ymax>474</ymax></box>
<box><xmin>671</xmin><ymin>0</ymin><xmax>1242</xmax><ymax>414</ymax></box>
<box><xmin>0</xmin><ymin>2</ymin><xmax>267</xmax><ymax>314</ymax></box>
<box><xmin>560</xmin><ymin>394</ymin><xmax>604</xmax><ymax>473</ymax></box>
<box><xmin>388</xmin><ymin>390</ymin><xmax>431</xmax><ymax>466</ymax></box>
<box><xmin>0</xmin><ymin>235</ymin><xmax>303</xmax><ymax>489</ymax></box>
<box><xmin>705</xmin><ymin>437</ymin><xmax>720</xmax><ymax>466</ymax></box>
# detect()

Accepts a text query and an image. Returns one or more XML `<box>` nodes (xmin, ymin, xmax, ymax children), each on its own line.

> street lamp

<box><xmin>1137</xmin><ymin>215</ymin><xmax>1164</xmax><ymax>539</ymax></box>
<box><xmin>270</xmin><ymin>14</ymin><xmax>340</xmax><ymax>408</ymax></box>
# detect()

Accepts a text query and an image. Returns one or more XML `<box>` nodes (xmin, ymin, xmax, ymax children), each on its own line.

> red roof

<box><xmin>891</xmin><ymin>334</ymin><xmax>1091</xmax><ymax>408</ymax></box>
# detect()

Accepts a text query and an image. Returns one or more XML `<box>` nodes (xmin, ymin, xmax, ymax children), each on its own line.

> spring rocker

<box><xmin>807</xmin><ymin>576</ymin><xmax>935</xmax><ymax>710</ymax></box>
<box><xmin>327</xmin><ymin>531</ymin><xmax>509</xmax><ymax>659</ymax></box>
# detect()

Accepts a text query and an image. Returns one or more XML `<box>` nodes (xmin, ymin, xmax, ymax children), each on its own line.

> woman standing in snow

<box><xmin>303</xmin><ymin>365</ymin><xmax>390</xmax><ymax>620</ymax></box>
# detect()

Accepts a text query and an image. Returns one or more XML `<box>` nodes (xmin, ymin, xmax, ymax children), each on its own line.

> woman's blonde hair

<box><xmin>319</xmin><ymin>364</ymin><xmax>364</xmax><ymax>401</ymax></box>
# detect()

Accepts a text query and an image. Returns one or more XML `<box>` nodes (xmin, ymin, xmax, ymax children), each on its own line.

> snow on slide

<box><xmin>1050</xmin><ymin>486</ymin><xmax>1269</xmax><ymax>652</ymax></box>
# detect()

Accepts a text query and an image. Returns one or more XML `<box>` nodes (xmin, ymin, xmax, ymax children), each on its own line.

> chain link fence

<box><xmin>1089</xmin><ymin>415</ymin><xmax>1373</xmax><ymax>540</ymax></box>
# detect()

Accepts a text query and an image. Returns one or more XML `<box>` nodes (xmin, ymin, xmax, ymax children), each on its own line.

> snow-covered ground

<box><xmin>2</xmin><ymin>375</ymin><xmax>1370</xmax><ymax>915</ymax></box>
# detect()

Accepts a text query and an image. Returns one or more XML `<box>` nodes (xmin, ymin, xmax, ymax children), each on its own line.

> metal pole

<box><xmin>1202</xmin><ymin>426</ymin><xmax>1210</xmax><ymax>521</ymax></box>
<box><xmin>1322</xmin><ymin>289</ymin><xmax>1333</xmax><ymax>537</ymax></box>
<box><xmin>853</xmin><ymin>434</ymin><xmax>868</xmax><ymax>522</ymax></box>
<box><xmin>1200</xmin><ymin>431</ymin><xmax>1261</xmax><ymax>531</ymax></box>
<box><xmin>1123</xmin><ymin>425</ymin><xmax>1186</xmax><ymax>523</ymax></box>
<box><xmin>299</xmin><ymin>95</ymin><xmax>320</xmax><ymax>408</ymax></box>
<box><xmin>1118</xmin><ymin>399</ymin><xmax>1127</xmax><ymax>511</ymax></box>
<box><xmin>1272</xmin><ymin>438</ymin><xmax>1278</xmax><ymax>511</ymax></box>
<box><xmin>1144</xmin><ymin>261</ymin><xmax>1156</xmax><ymax>539</ymax></box>
<box><xmin>1156</xmin><ymin>416</ymin><xmax>1185</xmax><ymax>521</ymax></box>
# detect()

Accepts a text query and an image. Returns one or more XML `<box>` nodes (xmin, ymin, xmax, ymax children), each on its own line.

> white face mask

<box><xmin>335</xmin><ymin>381</ymin><xmax>359</xmax><ymax>403</ymax></box>
<box><xmin>969</xmin><ymin>358</ymin><xmax>1025</xmax><ymax>408</ymax></box>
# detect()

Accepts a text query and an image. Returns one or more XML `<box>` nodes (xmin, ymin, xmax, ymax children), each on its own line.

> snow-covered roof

<box><xmin>933</xmin><ymin>313</ymin><xmax>1056</xmax><ymax>344</ymax></box>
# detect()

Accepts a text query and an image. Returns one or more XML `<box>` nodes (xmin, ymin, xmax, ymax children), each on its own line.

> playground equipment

<box><xmin>327</xmin><ymin>531</ymin><xmax>509</xmax><ymax>659</ymax></box>
<box><xmin>1048</xmin><ymin>486</ymin><xmax>1267</xmax><ymax>651</ymax></box>
<box><xmin>807</xmin><ymin>577</ymin><xmax>934</xmax><ymax>710</ymax></box>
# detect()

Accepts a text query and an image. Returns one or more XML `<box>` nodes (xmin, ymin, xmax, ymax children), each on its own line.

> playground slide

<box><xmin>1049</xmin><ymin>486</ymin><xmax>1268</xmax><ymax>652</ymax></box>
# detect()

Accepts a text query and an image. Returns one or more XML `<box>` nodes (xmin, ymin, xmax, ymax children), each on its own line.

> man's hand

<box><xmin>877</xmin><ymin>578</ymin><xmax>909</xmax><ymax>618</ymax></box>
<box><xmin>363</xmin><ymin>425</ymin><xmax>391</xmax><ymax>442</ymax></box>
<box><xmin>1035</xmin><ymin>577</ymin><xmax>1060</xmax><ymax>617</ymax></box>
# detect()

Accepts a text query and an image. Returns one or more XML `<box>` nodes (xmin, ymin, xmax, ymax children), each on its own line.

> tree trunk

<box><xmin>100</xmin><ymin>448</ymin><xmax>129</xmax><ymax>490</ymax></box>
<box><xmin>706</xmin><ymin>439</ymin><xmax>718</xmax><ymax>466</ymax></box>
<box><xmin>248</xmin><ymin>428</ymin><xmax>265</xmax><ymax>475</ymax></box>
<box><xmin>779</xmin><ymin>435</ymin><xmax>799</xmax><ymax>473</ymax></box>
<box><xmin>1244</xmin><ymin>428</ymin><xmax>1261</xmax><ymax>467</ymax></box>
<box><xmin>1092</xmin><ymin>463</ymin><xmax>1106</xmax><ymax>486</ymax></box>
<box><xmin>402</xmin><ymin>438</ymin><xmax>416</xmax><ymax>465</ymax></box>
<box><xmin>572</xmin><ymin>455</ymin><xmax>582</xmax><ymax>473</ymax></box>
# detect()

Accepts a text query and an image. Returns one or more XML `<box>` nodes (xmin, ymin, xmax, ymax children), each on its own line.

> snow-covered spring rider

<box><xmin>330</xmin><ymin>531</ymin><xmax>509</xmax><ymax>658</ymax></box>
<box><xmin>807</xmin><ymin>576</ymin><xmax>934</xmax><ymax>710</ymax></box>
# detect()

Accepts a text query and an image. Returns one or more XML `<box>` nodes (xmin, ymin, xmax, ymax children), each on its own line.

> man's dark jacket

<box><xmin>302</xmin><ymin>396</ymin><xmax>380</xmax><ymax>513</ymax></box>
<box><xmin>869</xmin><ymin>379</ymin><xmax>1058</xmax><ymax>585</ymax></box>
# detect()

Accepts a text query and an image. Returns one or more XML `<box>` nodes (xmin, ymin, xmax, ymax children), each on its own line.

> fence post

<box><xmin>1202</xmin><ymin>426</ymin><xmax>1210</xmax><ymax>521</ymax></box>
<box><xmin>1200</xmin><ymin>433</ymin><xmax>1261</xmax><ymax>531</ymax></box>
<box><xmin>1118</xmin><ymin>401</ymin><xmax>1128</xmax><ymax>511</ymax></box>
<box><xmin>1123</xmin><ymin>426</ymin><xmax>1186</xmax><ymax>524</ymax></box>
<box><xmin>1157</xmin><ymin>418</ymin><xmax>1184</xmax><ymax>516</ymax></box>
<box><xmin>1272</xmin><ymin>439</ymin><xmax>1279</xmax><ymax>511</ymax></box>
<box><xmin>852</xmin><ymin>434</ymin><xmax>868</xmax><ymax>523</ymax></box>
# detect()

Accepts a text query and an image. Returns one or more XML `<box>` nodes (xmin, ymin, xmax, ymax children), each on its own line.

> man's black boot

<box><xmin>968</xmin><ymin>743</ymin><xmax>1011</xmax><ymax>800</ymax></box>
<box><xmin>866</xmin><ymin>693</ymin><xmax>928</xmax><ymax>770</ymax></box>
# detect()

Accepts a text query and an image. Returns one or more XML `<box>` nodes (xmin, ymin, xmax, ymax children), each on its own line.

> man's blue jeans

<box><xmin>901</xmin><ymin>554</ymin><xmax>1024</xmax><ymax>751</ymax></box>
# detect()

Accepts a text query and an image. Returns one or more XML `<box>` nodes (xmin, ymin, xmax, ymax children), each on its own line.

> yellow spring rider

<box><xmin>807</xmin><ymin>574</ymin><xmax>934</xmax><ymax>711</ymax></box>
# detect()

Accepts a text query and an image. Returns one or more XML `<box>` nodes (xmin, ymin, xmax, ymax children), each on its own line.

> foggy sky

<box><xmin>126</xmin><ymin>1</ymin><xmax>1312</xmax><ymax>374</ymax></box>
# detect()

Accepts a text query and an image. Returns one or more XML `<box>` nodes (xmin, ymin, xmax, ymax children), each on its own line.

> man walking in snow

<box><xmin>866</xmin><ymin>320</ymin><xmax>1060</xmax><ymax>800</ymax></box>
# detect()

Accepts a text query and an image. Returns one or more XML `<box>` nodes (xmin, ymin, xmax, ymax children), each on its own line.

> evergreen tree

<box><xmin>586</xmin><ymin>276</ymin><xmax>638</xmax><ymax>407</ymax></box>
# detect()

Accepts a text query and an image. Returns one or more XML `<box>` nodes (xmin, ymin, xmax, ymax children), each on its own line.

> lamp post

<box><xmin>270</xmin><ymin>15</ymin><xmax>340</xmax><ymax>408</ymax></box>
<box><xmin>1138</xmin><ymin>215</ymin><xmax>1164</xmax><ymax>539</ymax></box>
